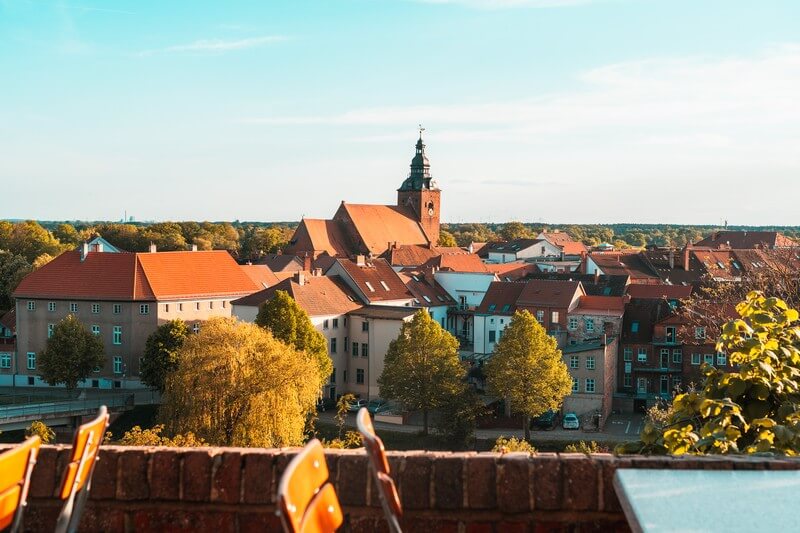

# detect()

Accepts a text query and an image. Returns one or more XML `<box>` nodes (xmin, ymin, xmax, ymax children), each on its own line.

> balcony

<box><xmin>652</xmin><ymin>336</ymin><xmax>681</xmax><ymax>346</ymax></box>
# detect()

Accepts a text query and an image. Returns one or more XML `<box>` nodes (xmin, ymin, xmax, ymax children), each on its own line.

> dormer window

<box><xmin>380</xmin><ymin>281</ymin><xmax>390</xmax><ymax>291</ymax></box>
<box><xmin>365</xmin><ymin>282</ymin><xmax>376</xmax><ymax>292</ymax></box>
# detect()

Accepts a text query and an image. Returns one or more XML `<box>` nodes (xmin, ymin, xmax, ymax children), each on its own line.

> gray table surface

<box><xmin>613</xmin><ymin>468</ymin><xmax>800</xmax><ymax>533</ymax></box>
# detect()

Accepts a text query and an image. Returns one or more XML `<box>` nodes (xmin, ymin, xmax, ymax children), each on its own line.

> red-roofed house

<box><xmin>12</xmin><ymin>248</ymin><xmax>262</xmax><ymax>388</ymax></box>
<box><xmin>327</xmin><ymin>258</ymin><xmax>415</xmax><ymax>307</ymax></box>
<box><xmin>382</xmin><ymin>244</ymin><xmax>469</xmax><ymax>270</ymax></box>
<box><xmin>694</xmin><ymin>230</ymin><xmax>798</xmax><ymax>249</ymax></box>
<box><xmin>537</xmin><ymin>230</ymin><xmax>589</xmax><ymax>257</ymax></box>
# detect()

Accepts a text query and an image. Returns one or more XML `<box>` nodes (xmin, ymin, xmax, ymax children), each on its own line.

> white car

<box><xmin>562</xmin><ymin>412</ymin><xmax>580</xmax><ymax>430</ymax></box>
<box><xmin>347</xmin><ymin>399</ymin><xmax>368</xmax><ymax>413</ymax></box>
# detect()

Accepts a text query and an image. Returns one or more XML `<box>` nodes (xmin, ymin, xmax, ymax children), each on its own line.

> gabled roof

<box><xmin>397</xmin><ymin>271</ymin><xmax>453</xmax><ymax>307</ymax></box>
<box><xmin>590</xmin><ymin>252</ymin><xmax>659</xmax><ymax>281</ymax></box>
<box><xmin>484</xmin><ymin>239</ymin><xmax>544</xmax><ymax>254</ymax></box>
<box><xmin>422</xmin><ymin>253</ymin><xmax>488</xmax><ymax>273</ymax></box>
<box><xmin>231</xmin><ymin>275</ymin><xmax>362</xmax><ymax>317</ymax></box>
<box><xmin>284</xmin><ymin>219</ymin><xmax>352</xmax><ymax>258</ymax></box>
<box><xmin>487</xmin><ymin>262</ymin><xmax>539</xmax><ymax>281</ymax></box>
<box><xmin>240</xmin><ymin>264</ymin><xmax>281</xmax><ymax>289</ymax></box>
<box><xmin>14</xmin><ymin>250</ymin><xmax>260</xmax><ymax>301</ymax></box>
<box><xmin>694</xmin><ymin>231</ymin><xmax>797</xmax><ymax>249</ymax></box>
<box><xmin>625</xmin><ymin>284</ymin><xmax>693</xmax><ymax>300</ymax></box>
<box><xmin>340</xmin><ymin>203</ymin><xmax>428</xmax><ymax>255</ymax></box>
<box><xmin>382</xmin><ymin>244</ymin><xmax>468</xmax><ymax>267</ymax></box>
<box><xmin>573</xmin><ymin>295</ymin><xmax>626</xmax><ymax>317</ymax></box>
<box><xmin>538</xmin><ymin>231</ymin><xmax>589</xmax><ymax>255</ymax></box>
<box><xmin>692</xmin><ymin>250</ymin><xmax>742</xmax><ymax>281</ymax></box>
<box><xmin>622</xmin><ymin>298</ymin><xmax>676</xmax><ymax>344</ymax></box>
<box><xmin>0</xmin><ymin>308</ymin><xmax>15</xmax><ymax>334</ymax></box>
<box><xmin>517</xmin><ymin>279</ymin><xmax>584</xmax><ymax>309</ymax></box>
<box><xmin>475</xmin><ymin>281</ymin><xmax>525</xmax><ymax>315</ymax></box>
<box><xmin>522</xmin><ymin>273</ymin><xmax>630</xmax><ymax>296</ymax></box>
<box><xmin>335</xmin><ymin>258</ymin><xmax>414</xmax><ymax>302</ymax></box>
<box><xmin>255</xmin><ymin>254</ymin><xmax>305</xmax><ymax>272</ymax></box>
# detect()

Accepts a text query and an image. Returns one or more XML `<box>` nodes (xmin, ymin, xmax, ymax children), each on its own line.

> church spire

<box><xmin>399</xmin><ymin>126</ymin><xmax>435</xmax><ymax>191</ymax></box>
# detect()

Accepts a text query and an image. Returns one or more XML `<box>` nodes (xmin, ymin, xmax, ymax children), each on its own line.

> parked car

<box><xmin>367</xmin><ymin>399</ymin><xmax>388</xmax><ymax>414</ymax></box>
<box><xmin>531</xmin><ymin>410</ymin><xmax>560</xmax><ymax>430</ymax></box>
<box><xmin>347</xmin><ymin>399</ymin><xmax>368</xmax><ymax>413</ymax></box>
<box><xmin>316</xmin><ymin>398</ymin><xmax>335</xmax><ymax>412</ymax></box>
<box><xmin>562</xmin><ymin>412</ymin><xmax>580</xmax><ymax>430</ymax></box>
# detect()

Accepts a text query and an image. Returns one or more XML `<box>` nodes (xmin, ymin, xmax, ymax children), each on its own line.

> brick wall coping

<box><xmin>5</xmin><ymin>444</ymin><xmax>800</xmax><ymax>532</ymax></box>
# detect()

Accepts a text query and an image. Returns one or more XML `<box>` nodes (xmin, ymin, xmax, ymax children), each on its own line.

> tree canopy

<box><xmin>39</xmin><ymin>315</ymin><xmax>106</xmax><ymax>390</ymax></box>
<box><xmin>485</xmin><ymin>310</ymin><xmax>572</xmax><ymax>440</ymax></box>
<box><xmin>438</xmin><ymin>230</ymin><xmax>458</xmax><ymax>247</ymax></box>
<box><xmin>160</xmin><ymin>317</ymin><xmax>323</xmax><ymax>447</ymax></box>
<box><xmin>378</xmin><ymin>310</ymin><xmax>466</xmax><ymax>435</ymax></box>
<box><xmin>140</xmin><ymin>319</ymin><xmax>190</xmax><ymax>393</ymax></box>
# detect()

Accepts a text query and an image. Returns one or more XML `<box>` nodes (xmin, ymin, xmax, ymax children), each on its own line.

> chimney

<box><xmin>668</xmin><ymin>249</ymin><xmax>675</xmax><ymax>269</ymax></box>
<box><xmin>303</xmin><ymin>253</ymin><xmax>312</xmax><ymax>272</ymax></box>
<box><xmin>191</xmin><ymin>244</ymin><xmax>198</xmax><ymax>252</ymax></box>
<box><xmin>81</xmin><ymin>242</ymin><xmax>89</xmax><ymax>262</ymax></box>
<box><xmin>594</xmin><ymin>269</ymin><xmax>600</xmax><ymax>284</ymax></box>
<box><xmin>294</xmin><ymin>272</ymin><xmax>306</xmax><ymax>286</ymax></box>
<box><xmin>682</xmin><ymin>244</ymin><xmax>692</xmax><ymax>271</ymax></box>
<box><xmin>468</xmin><ymin>242</ymin><xmax>474</xmax><ymax>254</ymax></box>
<box><xmin>602</xmin><ymin>333</ymin><xmax>608</xmax><ymax>346</ymax></box>
<box><xmin>580</xmin><ymin>251</ymin><xmax>588</xmax><ymax>275</ymax></box>
<box><xmin>424</xmin><ymin>266</ymin><xmax>437</xmax><ymax>286</ymax></box>
<box><xmin>149</xmin><ymin>242</ymin><xmax>157</xmax><ymax>253</ymax></box>
<box><xmin>313</xmin><ymin>267</ymin><xmax>323</xmax><ymax>277</ymax></box>
<box><xmin>356</xmin><ymin>255</ymin><xmax>366</xmax><ymax>267</ymax></box>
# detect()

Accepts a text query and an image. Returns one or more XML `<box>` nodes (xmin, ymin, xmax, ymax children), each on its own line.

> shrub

<box><xmin>492</xmin><ymin>436</ymin><xmax>536</xmax><ymax>454</ymax></box>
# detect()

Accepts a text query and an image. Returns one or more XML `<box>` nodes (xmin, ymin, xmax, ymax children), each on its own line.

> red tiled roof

<box><xmin>486</xmin><ymin>262</ymin><xmax>538</xmax><ymax>281</ymax></box>
<box><xmin>255</xmin><ymin>254</ymin><xmax>304</xmax><ymax>272</ymax></box>
<box><xmin>539</xmin><ymin>231</ymin><xmax>589</xmax><ymax>255</ymax></box>
<box><xmin>517</xmin><ymin>279</ymin><xmax>584</xmax><ymax>309</ymax></box>
<box><xmin>475</xmin><ymin>281</ymin><xmax>526</xmax><ymax>315</ymax></box>
<box><xmin>240</xmin><ymin>265</ymin><xmax>281</xmax><ymax>289</ymax></box>
<box><xmin>590</xmin><ymin>253</ymin><xmax>659</xmax><ymax>281</ymax></box>
<box><xmin>336</xmin><ymin>258</ymin><xmax>413</xmax><ymax>302</ymax></box>
<box><xmin>574</xmin><ymin>295</ymin><xmax>626</xmax><ymax>316</ymax></box>
<box><xmin>341</xmin><ymin>203</ymin><xmax>428</xmax><ymax>255</ymax></box>
<box><xmin>285</xmin><ymin>219</ymin><xmax>352</xmax><ymax>258</ymax></box>
<box><xmin>423</xmin><ymin>253</ymin><xmax>488</xmax><ymax>273</ymax></box>
<box><xmin>382</xmin><ymin>245</ymin><xmax>468</xmax><ymax>267</ymax></box>
<box><xmin>14</xmin><ymin>250</ymin><xmax>260</xmax><ymax>301</ymax></box>
<box><xmin>231</xmin><ymin>275</ymin><xmax>362</xmax><ymax>316</ymax></box>
<box><xmin>694</xmin><ymin>231</ymin><xmax>797</xmax><ymax>249</ymax></box>
<box><xmin>625</xmin><ymin>284</ymin><xmax>693</xmax><ymax>300</ymax></box>
<box><xmin>692</xmin><ymin>250</ymin><xmax>742</xmax><ymax>280</ymax></box>
<box><xmin>0</xmin><ymin>308</ymin><xmax>15</xmax><ymax>333</ymax></box>
<box><xmin>397</xmin><ymin>271</ymin><xmax>453</xmax><ymax>307</ymax></box>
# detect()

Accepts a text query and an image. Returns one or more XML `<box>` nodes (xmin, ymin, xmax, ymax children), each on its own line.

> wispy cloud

<box><xmin>140</xmin><ymin>35</ymin><xmax>288</xmax><ymax>56</ymax></box>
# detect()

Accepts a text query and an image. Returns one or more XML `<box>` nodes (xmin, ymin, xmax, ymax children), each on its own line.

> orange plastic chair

<box><xmin>277</xmin><ymin>439</ymin><xmax>343</xmax><ymax>533</ymax></box>
<box><xmin>55</xmin><ymin>405</ymin><xmax>110</xmax><ymax>533</ymax></box>
<box><xmin>356</xmin><ymin>408</ymin><xmax>402</xmax><ymax>533</ymax></box>
<box><xmin>0</xmin><ymin>436</ymin><xmax>41</xmax><ymax>533</ymax></box>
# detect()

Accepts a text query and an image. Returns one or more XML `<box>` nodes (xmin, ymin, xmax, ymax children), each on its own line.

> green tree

<box><xmin>26</xmin><ymin>420</ymin><xmax>55</xmax><ymax>444</ymax></box>
<box><xmin>438</xmin><ymin>230</ymin><xmax>458</xmax><ymax>247</ymax></box>
<box><xmin>434</xmin><ymin>386</ymin><xmax>486</xmax><ymax>448</ymax></box>
<box><xmin>378</xmin><ymin>310</ymin><xmax>465</xmax><ymax>435</ymax></box>
<box><xmin>255</xmin><ymin>290</ymin><xmax>332</xmax><ymax>385</ymax></box>
<box><xmin>140</xmin><ymin>319</ymin><xmax>190</xmax><ymax>393</ymax></box>
<box><xmin>53</xmin><ymin>223</ymin><xmax>80</xmax><ymax>246</ymax></box>
<box><xmin>485</xmin><ymin>310</ymin><xmax>572</xmax><ymax>440</ymax></box>
<box><xmin>160</xmin><ymin>318</ymin><xmax>323</xmax><ymax>447</ymax></box>
<box><xmin>621</xmin><ymin>292</ymin><xmax>800</xmax><ymax>456</ymax></box>
<box><xmin>335</xmin><ymin>393</ymin><xmax>356</xmax><ymax>440</ymax></box>
<box><xmin>499</xmin><ymin>221</ymin><xmax>532</xmax><ymax>241</ymax></box>
<box><xmin>39</xmin><ymin>315</ymin><xmax>106</xmax><ymax>390</ymax></box>
<box><xmin>8</xmin><ymin>221</ymin><xmax>66</xmax><ymax>262</ymax></box>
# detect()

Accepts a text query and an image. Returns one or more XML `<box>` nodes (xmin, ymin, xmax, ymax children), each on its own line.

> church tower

<box><xmin>397</xmin><ymin>129</ymin><xmax>441</xmax><ymax>245</ymax></box>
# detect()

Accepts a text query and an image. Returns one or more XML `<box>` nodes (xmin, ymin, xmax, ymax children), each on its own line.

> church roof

<box><xmin>284</xmin><ymin>218</ymin><xmax>352</xmax><ymax>258</ymax></box>
<box><xmin>340</xmin><ymin>203</ymin><xmax>428</xmax><ymax>255</ymax></box>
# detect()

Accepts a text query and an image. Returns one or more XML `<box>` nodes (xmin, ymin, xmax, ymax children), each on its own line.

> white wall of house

<box><xmin>517</xmin><ymin>241</ymin><xmax>562</xmax><ymax>260</ymax></box>
<box><xmin>585</xmin><ymin>257</ymin><xmax>601</xmax><ymax>275</ymax></box>
<box><xmin>487</xmin><ymin>252</ymin><xmax>517</xmax><ymax>263</ymax></box>
<box><xmin>345</xmin><ymin>314</ymin><xmax>411</xmax><ymax>399</ymax></box>
<box><xmin>473</xmin><ymin>313</ymin><xmax>514</xmax><ymax>355</ymax></box>
<box><xmin>434</xmin><ymin>272</ymin><xmax>496</xmax><ymax>309</ymax></box>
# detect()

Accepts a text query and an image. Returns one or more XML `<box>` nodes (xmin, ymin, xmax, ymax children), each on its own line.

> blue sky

<box><xmin>2</xmin><ymin>0</ymin><xmax>799</xmax><ymax>224</ymax></box>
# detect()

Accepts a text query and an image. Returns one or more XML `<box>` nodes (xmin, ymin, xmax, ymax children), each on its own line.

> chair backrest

<box><xmin>356</xmin><ymin>408</ymin><xmax>403</xmax><ymax>532</ymax></box>
<box><xmin>277</xmin><ymin>439</ymin><xmax>343</xmax><ymax>533</ymax></box>
<box><xmin>59</xmin><ymin>405</ymin><xmax>109</xmax><ymax>500</ymax></box>
<box><xmin>0</xmin><ymin>436</ymin><xmax>41</xmax><ymax>533</ymax></box>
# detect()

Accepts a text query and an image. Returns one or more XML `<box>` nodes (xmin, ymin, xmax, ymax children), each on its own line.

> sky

<box><xmin>1</xmin><ymin>0</ymin><xmax>799</xmax><ymax>225</ymax></box>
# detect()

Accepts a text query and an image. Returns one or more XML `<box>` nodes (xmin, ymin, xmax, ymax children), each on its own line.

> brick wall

<box><xmin>9</xmin><ymin>445</ymin><xmax>800</xmax><ymax>532</ymax></box>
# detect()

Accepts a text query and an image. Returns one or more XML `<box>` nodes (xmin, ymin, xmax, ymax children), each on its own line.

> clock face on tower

<box><xmin>428</xmin><ymin>207</ymin><xmax>434</xmax><ymax>216</ymax></box>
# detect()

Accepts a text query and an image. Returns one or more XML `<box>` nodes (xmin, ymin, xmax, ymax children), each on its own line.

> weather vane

<box><xmin>418</xmin><ymin>124</ymin><xmax>425</xmax><ymax>139</ymax></box>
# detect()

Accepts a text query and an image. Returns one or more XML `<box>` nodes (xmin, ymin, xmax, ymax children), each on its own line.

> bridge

<box><xmin>0</xmin><ymin>393</ymin><xmax>134</xmax><ymax>431</ymax></box>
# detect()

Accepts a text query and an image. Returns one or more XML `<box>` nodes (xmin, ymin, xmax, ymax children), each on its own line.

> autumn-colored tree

<box><xmin>438</xmin><ymin>230</ymin><xmax>458</xmax><ymax>247</ymax></box>
<box><xmin>140</xmin><ymin>319</ymin><xmax>190</xmax><ymax>393</ymax></box>
<box><xmin>160</xmin><ymin>318</ymin><xmax>323</xmax><ymax>447</ymax></box>
<box><xmin>39</xmin><ymin>315</ymin><xmax>106</xmax><ymax>390</ymax></box>
<box><xmin>255</xmin><ymin>290</ymin><xmax>332</xmax><ymax>384</ymax></box>
<box><xmin>117</xmin><ymin>425</ymin><xmax>206</xmax><ymax>447</ymax></box>
<box><xmin>378</xmin><ymin>310</ymin><xmax>466</xmax><ymax>435</ymax></box>
<box><xmin>499</xmin><ymin>221</ymin><xmax>532</xmax><ymax>241</ymax></box>
<box><xmin>485</xmin><ymin>310</ymin><xmax>572</xmax><ymax>440</ymax></box>
<box><xmin>53</xmin><ymin>223</ymin><xmax>80</xmax><ymax>246</ymax></box>
<box><xmin>0</xmin><ymin>251</ymin><xmax>32</xmax><ymax>310</ymax></box>
<box><xmin>26</xmin><ymin>420</ymin><xmax>55</xmax><ymax>444</ymax></box>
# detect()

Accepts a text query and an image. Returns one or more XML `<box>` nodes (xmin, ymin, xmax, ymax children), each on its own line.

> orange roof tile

<box><xmin>340</xmin><ymin>203</ymin><xmax>428</xmax><ymax>255</ymax></box>
<box><xmin>232</xmin><ymin>275</ymin><xmax>362</xmax><ymax>316</ymax></box>
<box><xmin>625</xmin><ymin>284</ymin><xmax>693</xmax><ymax>300</ymax></box>
<box><xmin>335</xmin><ymin>258</ymin><xmax>414</xmax><ymax>302</ymax></box>
<box><xmin>574</xmin><ymin>295</ymin><xmax>626</xmax><ymax>316</ymax></box>
<box><xmin>383</xmin><ymin>245</ymin><xmax>468</xmax><ymax>267</ymax></box>
<box><xmin>285</xmin><ymin>219</ymin><xmax>352</xmax><ymax>258</ymax></box>
<box><xmin>240</xmin><ymin>264</ymin><xmax>281</xmax><ymax>289</ymax></box>
<box><xmin>423</xmin><ymin>253</ymin><xmax>488</xmax><ymax>273</ymax></box>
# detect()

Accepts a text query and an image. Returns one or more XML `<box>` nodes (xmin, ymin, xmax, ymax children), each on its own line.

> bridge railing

<box><xmin>0</xmin><ymin>393</ymin><xmax>133</xmax><ymax>421</ymax></box>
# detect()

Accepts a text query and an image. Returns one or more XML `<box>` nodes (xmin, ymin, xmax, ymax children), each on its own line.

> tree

<box><xmin>438</xmin><ymin>230</ymin><xmax>458</xmax><ymax>247</ymax></box>
<box><xmin>255</xmin><ymin>290</ymin><xmax>332</xmax><ymax>384</ymax></box>
<box><xmin>32</xmin><ymin>253</ymin><xmax>54</xmax><ymax>269</ymax></box>
<box><xmin>140</xmin><ymin>319</ymin><xmax>190</xmax><ymax>393</ymax></box>
<box><xmin>434</xmin><ymin>386</ymin><xmax>486</xmax><ymax>449</ymax></box>
<box><xmin>378</xmin><ymin>310</ymin><xmax>465</xmax><ymax>435</ymax></box>
<box><xmin>53</xmin><ymin>223</ymin><xmax>80</xmax><ymax>246</ymax></box>
<box><xmin>26</xmin><ymin>420</ymin><xmax>55</xmax><ymax>444</ymax></box>
<box><xmin>8</xmin><ymin>221</ymin><xmax>66</xmax><ymax>262</ymax></box>
<box><xmin>160</xmin><ymin>318</ymin><xmax>323</xmax><ymax>447</ymax></box>
<box><xmin>39</xmin><ymin>315</ymin><xmax>106</xmax><ymax>390</ymax></box>
<box><xmin>0</xmin><ymin>251</ymin><xmax>32</xmax><ymax>310</ymax></box>
<box><xmin>620</xmin><ymin>292</ymin><xmax>800</xmax><ymax>455</ymax></box>
<box><xmin>499</xmin><ymin>221</ymin><xmax>532</xmax><ymax>241</ymax></box>
<box><xmin>116</xmin><ymin>425</ymin><xmax>205</xmax><ymax>447</ymax></box>
<box><xmin>485</xmin><ymin>310</ymin><xmax>572</xmax><ymax>440</ymax></box>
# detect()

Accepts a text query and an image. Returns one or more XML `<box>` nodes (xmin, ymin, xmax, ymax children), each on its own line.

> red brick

<box><xmin>132</xmin><ymin>510</ymin><xmax>236</xmax><ymax>533</ymax></box>
<box><xmin>242</xmin><ymin>449</ymin><xmax>275</xmax><ymax>504</ymax></box>
<box><xmin>433</xmin><ymin>455</ymin><xmax>464</xmax><ymax>509</ymax></box>
<box><xmin>497</xmin><ymin>453</ymin><xmax>531</xmax><ymax>513</ymax></box>
<box><xmin>211</xmin><ymin>451</ymin><xmax>242</xmax><ymax>504</ymax></box>
<box><xmin>350</xmin><ymin>515</ymin><xmax>390</xmax><ymax>533</ymax></box>
<box><xmin>498</xmin><ymin>521</ymin><xmax>531</xmax><ymax>533</ymax></box>
<box><xmin>466</xmin><ymin>522</ymin><xmax>494</xmax><ymax>533</ymax></box>
<box><xmin>272</xmin><ymin>449</ymin><xmax>300</xmax><ymax>502</ymax></box>
<box><xmin>399</xmin><ymin>454</ymin><xmax>432</xmax><ymax>510</ymax></box>
<box><xmin>29</xmin><ymin>445</ymin><xmax>60</xmax><ymax>498</ymax></box>
<box><xmin>117</xmin><ymin>448</ymin><xmax>150</xmax><ymax>500</ymax></box>
<box><xmin>336</xmin><ymin>453</ymin><xmax>369</xmax><ymax>507</ymax></box>
<box><xmin>531</xmin><ymin>453</ymin><xmax>561</xmax><ymax>510</ymax></box>
<box><xmin>533</xmin><ymin>522</ymin><xmax>569</xmax><ymax>533</ymax></box>
<box><xmin>77</xmin><ymin>504</ymin><xmax>125</xmax><ymax>532</ymax></box>
<box><xmin>595</xmin><ymin>454</ymin><xmax>630</xmax><ymax>513</ymax></box>
<box><xmin>182</xmin><ymin>449</ymin><xmax>213</xmax><ymax>502</ymax></box>
<box><xmin>671</xmin><ymin>456</ymin><xmax>733</xmax><ymax>470</ymax></box>
<box><xmin>767</xmin><ymin>459</ymin><xmax>800</xmax><ymax>470</ymax></box>
<box><xmin>238</xmin><ymin>511</ymin><xmax>283</xmax><ymax>533</ymax></box>
<box><xmin>561</xmin><ymin>454</ymin><xmax>597</xmax><ymax>511</ymax></box>
<box><xmin>150</xmin><ymin>449</ymin><xmax>181</xmax><ymax>500</ymax></box>
<box><xmin>466</xmin><ymin>455</ymin><xmax>497</xmax><ymax>509</ymax></box>
<box><xmin>89</xmin><ymin>447</ymin><xmax>118</xmax><ymax>500</ymax></box>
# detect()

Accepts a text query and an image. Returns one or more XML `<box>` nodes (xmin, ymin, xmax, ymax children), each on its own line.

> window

<box><xmin>352</xmin><ymin>342</ymin><xmax>359</xmax><ymax>357</ymax></box>
<box><xmin>568</xmin><ymin>317</ymin><xmax>578</xmax><ymax>330</ymax></box>
<box><xmin>691</xmin><ymin>353</ymin><xmax>701</xmax><ymax>365</ymax></box>
<box><xmin>113</xmin><ymin>356</ymin><xmax>123</xmax><ymax>374</ymax></box>
<box><xmin>380</xmin><ymin>281</ymin><xmax>390</xmax><ymax>291</ymax></box>
<box><xmin>356</xmin><ymin>369</ymin><xmax>365</xmax><ymax>384</ymax></box>
<box><xmin>139</xmin><ymin>304</ymin><xmax>150</xmax><ymax>315</ymax></box>
<box><xmin>196</xmin><ymin>302</ymin><xmax>201</xmax><ymax>311</ymax></box>
<box><xmin>178</xmin><ymin>303</ymin><xmax>183</xmax><ymax>312</ymax></box>
<box><xmin>704</xmin><ymin>354</ymin><xmax>714</xmax><ymax>365</ymax></box>
<box><xmin>536</xmin><ymin>310</ymin><xmax>544</xmax><ymax>322</ymax></box>
<box><xmin>113</xmin><ymin>304</ymin><xmax>122</xmax><ymax>314</ymax></box>
<box><xmin>48</xmin><ymin>302</ymin><xmax>56</xmax><ymax>312</ymax></box>
<box><xmin>70</xmin><ymin>303</ymin><xmax>78</xmax><ymax>313</ymax></box>
<box><xmin>333</xmin><ymin>318</ymin><xmax>338</xmax><ymax>329</ymax></box>
<box><xmin>365</xmin><ymin>281</ymin><xmax>375</xmax><ymax>292</ymax></box>
<box><xmin>569</xmin><ymin>355</ymin><xmax>579</xmax><ymax>369</ymax></box>
<box><xmin>192</xmin><ymin>323</ymin><xmax>200</xmax><ymax>334</ymax></box>
<box><xmin>330</xmin><ymin>338</ymin><xmax>337</xmax><ymax>353</ymax></box>
<box><xmin>695</xmin><ymin>327</ymin><xmax>706</xmax><ymax>340</ymax></box>
<box><xmin>717</xmin><ymin>353</ymin><xmax>727</xmax><ymax>366</ymax></box>
<box><xmin>361</xmin><ymin>343</ymin><xmax>369</xmax><ymax>357</ymax></box>
<box><xmin>164</xmin><ymin>304</ymin><xmax>170</xmax><ymax>312</ymax></box>
<box><xmin>586</xmin><ymin>356</ymin><xmax>595</xmax><ymax>370</ymax></box>
<box><xmin>209</xmin><ymin>301</ymin><xmax>214</xmax><ymax>310</ymax></box>
<box><xmin>27</xmin><ymin>301</ymin><xmax>35</xmax><ymax>311</ymax></box>
<box><xmin>631</xmin><ymin>321</ymin><xmax>639</xmax><ymax>333</ymax></box>
<box><xmin>47</xmin><ymin>324</ymin><xmax>54</xmax><ymax>338</ymax></box>
<box><xmin>344</xmin><ymin>336</ymin><xmax>348</xmax><ymax>351</ymax></box>
<box><xmin>624</xmin><ymin>362</ymin><xmax>632</xmax><ymax>374</ymax></box>
<box><xmin>331</xmin><ymin>368</ymin><xmax>336</xmax><ymax>384</ymax></box>
<box><xmin>362</xmin><ymin>321</ymin><xmax>369</xmax><ymax>332</ymax></box>
<box><xmin>27</xmin><ymin>352</ymin><xmax>36</xmax><ymax>370</ymax></box>
<box><xmin>323</xmin><ymin>319</ymin><xmax>329</xmax><ymax>330</ymax></box>
<box><xmin>637</xmin><ymin>378</ymin><xmax>647</xmax><ymax>394</ymax></box>
<box><xmin>637</xmin><ymin>348</ymin><xmax>647</xmax><ymax>362</ymax></box>
<box><xmin>623</xmin><ymin>374</ymin><xmax>632</xmax><ymax>387</ymax></box>
<box><xmin>91</xmin><ymin>325</ymin><xmax>100</xmax><ymax>336</ymax></box>
<box><xmin>623</xmin><ymin>348</ymin><xmax>632</xmax><ymax>361</ymax></box>
<box><xmin>91</xmin><ymin>304</ymin><xmax>100</xmax><ymax>314</ymax></box>
<box><xmin>672</xmin><ymin>349</ymin><xmax>682</xmax><ymax>364</ymax></box>
<box><xmin>488</xmin><ymin>304</ymin><xmax>497</xmax><ymax>312</ymax></box>
<box><xmin>501</xmin><ymin>304</ymin><xmax>511</xmax><ymax>313</ymax></box>
<box><xmin>113</xmin><ymin>326</ymin><xmax>122</xmax><ymax>345</ymax></box>
<box><xmin>222</xmin><ymin>301</ymin><xmax>227</xmax><ymax>308</ymax></box>
<box><xmin>665</xmin><ymin>326</ymin><xmax>676</xmax><ymax>342</ymax></box>
<box><xmin>0</xmin><ymin>353</ymin><xmax>10</xmax><ymax>368</ymax></box>
<box><xmin>488</xmin><ymin>330</ymin><xmax>496</xmax><ymax>343</ymax></box>
<box><xmin>343</xmin><ymin>370</ymin><xmax>348</xmax><ymax>383</ymax></box>
<box><xmin>585</xmin><ymin>378</ymin><xmax>596</xmax><ymax>393</ymax></box>
<box><xmin>551</xmin><ymin>311</ymin><xmax>559</xmax><ymax>324</ymax></box>
<box><xmin>572</xmin><ymin>377</ymin><xmax>579</xmax><ymax>393</ymax></box>
<box><xmin>660</xmin><ymin>375</ymin><xmax>669</xmax><ymax>394</ymax></box>
<box><xmin>585</xmin><ymin>318</ymin><xmax>594</xmax><ymax>333</ymax></box>
<box><xmin>673</xmin><ymin>376</ymin><xmax>682</xmax><ymax>392</ymax></box>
